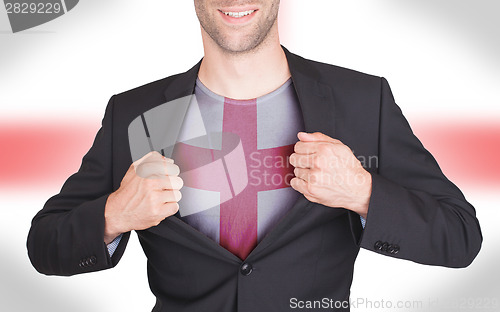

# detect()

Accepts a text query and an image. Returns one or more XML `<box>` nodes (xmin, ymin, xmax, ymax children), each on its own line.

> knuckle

<box><xmin>293</xmin><ymin>143</ymin><xmax>302</xmax><ymax>154</ymax></box>
<box><xmin>171</xmin><ymin>176</ymin><xmax>183</xmax><ymax>189</ymax></box>
<box><xmin>173</xmin><ymin>164</ymin><xmax>180</xmax><ymax>174</ymax></box>
<box><xmin>317</xmin><ymin>144</ymin><xmax>327</xmax><ymax>153</ymax></box>
<box><xmin>308</xmin><ymin>171</ymin><xmax>318</xmax><ymax>184</ymax></box>
<box><xmin>153</xmin><ymin>216</ymin><xmax>163</xmax><ymax>226</ymax></box>
<box><xmin>153</xmin><ymin>193</ymin><xmax>164</xmax><ymax>205</ymax></box>
<box><xmin>150</xmin><ymin>203</ymin><xmax>161</xmax><ymax>216</ymax></box>
<box><xmin>306</xmin><ymin>195</ymin><xmax>318</xmax><ymax>203</ymax></box>
<box><xmin>138</xmin><ymin>162</ymin><xmax>151</xmax><ymax>171</ymax></box>
<box><xmin>178</xmin><ymin>177</ymin><xmax>184</xmax><ymax>189</ymax></box>
<box><xmin>144</xmin><ymin>192</ymin><xmax>154</xmax><ymax>203</ymax></box>
<box><xmin>166</xmin><ymin>163</ymin><xmax>180</xmax><ymax>176</ymax></box>
<box><xmin>312</xmin><ymin>156</ymin><xmax>322</xmax><ymax>168</ymax></box>
<box><xmin>154</xmin><ymin>179</ymin><xmax>166</xmax><ymax>190</ymax></box>
<box><xmin>163</xmin><ymin>176</ymin><xmax>173</xmax><ymax>189</ymax></box>
<box><xmin>340</xmin><ymin>145</ymin><xmax>352</xmax><ymax>156</ymax></box>
<box><xmin>167</xmin><ymin>202</ymin><xmax>179</xmax><ymax>215</ymax></box>
<box><xmin>141</xmin><ymin>177</ymin><xmax>156</xmax><ymax>188</ymax></box>
<box><xmin>306</xmin><ymin>182</ymin><xmax>317</xmax><ymax>197</ymax></box>
<box><xmin>150</xmin><ymin>151</ymin><xmax>161</xmax><ymax>158</ymax></box>
<box><xmin>312</xmin><ymin>167</ymin><xmax>323</xmax><ymax>175</ymax></box>
<box><xmin>173</xmin><ymin>190</ymin><xmax>182</xmax><ymax>202</ymax></box>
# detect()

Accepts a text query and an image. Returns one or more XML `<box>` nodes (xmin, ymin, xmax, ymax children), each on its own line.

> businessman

<box><xmin>27</xmin><ymin>1</ymin><xmax>482</xmax><ymax>311</ymax></box>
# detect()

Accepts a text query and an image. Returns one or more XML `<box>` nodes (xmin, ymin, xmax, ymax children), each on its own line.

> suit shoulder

<box><xmin>113</xmin><ymin>73</ymin><xmax>182</xmax><ymax>104</ymax></box>
<box><xmin>102</xmin><ymin>70</ymin><xmax>194</xmax><ymax>128</ymax></box>
<box><xmin>293</xmin><ymin>53</ymin><xmax>382</xmax><ymax>86</ymax></box>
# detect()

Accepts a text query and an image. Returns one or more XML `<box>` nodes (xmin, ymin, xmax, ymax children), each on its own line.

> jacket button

<box><xmin>240</xmin><ymin>263</ymin><xmax>253</xmax><ymax>276</ymax></box>
<box><xmin>89</xmin><ymin>256</ymin><xmax>97</xmax><ymax>265</ymax></box>
<box><xmin>387</xmin><ymin>244</ymin><xmax>395</xmax><ymax>253</ymax></box>
<box><xmin>381</xmin><ymin>242</ymin><xmax>389</xmax><ymax>252</ymax></box>
<box><xmin>392</xmin><ymin>245</ymin><xmax>400</xmax><ymax>254</ymax></box>
<box><xmin>79</xmin><ymin>258</ymin><xmax>87</xmax><ymax>267</ymax></box>
<box><xmin>374</xmin><ymin>241</ymin><xmax>383</xmax><ymax>250</ymax></box>
<box><xmin>387</xmin><ymin>244</ymin><xmax>400</xmax><ymax>254</ymax></box>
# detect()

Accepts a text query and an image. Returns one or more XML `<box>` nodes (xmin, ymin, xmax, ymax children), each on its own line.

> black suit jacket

<box><xmin>27</xmin><ymin>46</ymin><xmax>482</xmax><ymax>311</ymax></box>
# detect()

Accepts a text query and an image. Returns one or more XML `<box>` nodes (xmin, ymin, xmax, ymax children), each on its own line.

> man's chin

<box><xmin>216</xmin><ymin>37</ymin><xmax>266</xmax><ymax>55</ymax></box>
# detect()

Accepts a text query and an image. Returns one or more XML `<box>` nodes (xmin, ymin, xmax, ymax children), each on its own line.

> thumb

<box><xmin>297</xmin><ymin>132</ymin><xmax>340</xmax><ymax>143</ymax></box>
<box><xmin>133</xmin><ymin>151</ymin><xmax>159</xmax><ymax>166</ymax></box>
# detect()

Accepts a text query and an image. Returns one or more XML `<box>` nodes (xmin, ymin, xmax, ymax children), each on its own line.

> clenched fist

<box><xmin>289</xmin><ymin>132</ymin><xmax>372</xmax><ymax>219</ymax></box>
<box><xmin>104</xmin><ymin>151</ymin><xmax>184</xmax><ymax>244</ymax></box>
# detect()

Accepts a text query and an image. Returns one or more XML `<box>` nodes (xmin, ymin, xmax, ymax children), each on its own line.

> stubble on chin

<box><xmin>195</xmin><ymin>1</ymin><xmax>280</xmax><ymax>55</ymax></box>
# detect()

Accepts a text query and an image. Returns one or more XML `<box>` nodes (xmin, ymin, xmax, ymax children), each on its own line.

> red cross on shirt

<box><xmin>173</xmin><ymin>98</ymin><xmax>294</xmax><ymax>260</ymax></box>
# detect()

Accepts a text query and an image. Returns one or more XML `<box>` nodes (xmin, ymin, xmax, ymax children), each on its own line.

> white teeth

<box><xmin>222</xmin><ymin>10</ymin><xmax>255</xmax><ymax>18</ymax></box>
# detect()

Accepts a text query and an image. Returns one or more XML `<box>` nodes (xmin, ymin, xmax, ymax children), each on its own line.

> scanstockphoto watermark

<box><xmin>350</xmin><ymin>297</ymin><xmax>423</xmax><ymax>310</ymax></box>
<box><xmin>289</xmin><ymin>297</ymin><xmax>423</xmax><ymax>310</ymax></box>
<box><xmin>290</xmin><ymin>296</ymin><xmax>500</xmax><ymax>310</ymax></box>
<box><xmin>289</xmin><ymin>298</ymin><xmax>350</xmax><ymax>310</ymax></box>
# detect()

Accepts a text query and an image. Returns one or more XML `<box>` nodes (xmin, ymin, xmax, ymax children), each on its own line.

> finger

<box><xmin>142</xmin><ymin>155</ymin><xmax>174</xmax><ymax>164</ymax></box>
<box><xmin>297</xmin><ymin>132</ymin><xmax>342</xmax><ymax>144</ymax></box>
<box><xmin>295</xmin><ymin>140</ymin><xmax>346</xmax><ymax>155</ymax></box>
<box><xmin>294</xmin><ymin>141</ymin><xmax>319</xmax><ymax>155</ymax></box>
<box><xmin>289</xmin><ymin>153</ymin><xmax>316</xmax><ymax>169</ymax></box>
<box><xmin>290</xmin><ymin>177</ymin><xmax>317</xmax><ymax>200</ymax></box>
<box><xmin>125</xmin><ymin>152</ymin><xmax>165</xmax><ymax>182</ymax></box>
<box><xmin>165</xmin><ymin>162</ymin><xmax>180</xmax><ymax>176</ymax></box>
<box><xmin>137</xmin><ymin>162</ymin><xmax>177</xmax><ymax>178</ymax></box>
<box><xmin>293</xmin><ymin>167</ymin><xmax>310</xmax><ymax>181</ymax></box>
<box><xmin>161</xmin><ymin>176</ymin><xmax>184</xmax><ymax>190</ymax></box>
<box><xmin>161</xmin><ymin>202</ymin><xmax>180</xmax><ymax>217</ymax></box>
<box><xmin>136</xmin><ymin>161</ymin><xmax>180</xmax><ymax>178</ymax></box>
<box><xmin>164</xmin><ymin>158</ymin><xmax>174</xmax><ymax>163</ymax></box>
<box><xmin>133</xmin><ymin>151</ymin><xmax>162</xmax><ymax>166</ymax></box>
<box><xmin>290</xmin><ymin>176</ymin><xmax>306</xmax><ymax>193</ymax></box>
<box><xmin>158</xmin><ymin>189</ymin><xmax>182</xmax><ymax>203</ymax></box>
<box><xmin>294</xmin><ymin>167</ymin><xmax>325</xmax><ymax>186</ymax></box>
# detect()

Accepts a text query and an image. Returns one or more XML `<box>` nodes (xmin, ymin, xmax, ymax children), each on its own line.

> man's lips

<box><xmin>218</xmin><ymin>8</ymin><xmax>259</xmax><ymax>24</ymax></box>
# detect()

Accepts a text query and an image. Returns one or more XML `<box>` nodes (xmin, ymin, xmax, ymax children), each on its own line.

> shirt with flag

<box><xmin>171</xmin><ymin>77</ymin><xmax>305</xmax><ymax>260</ymax></box>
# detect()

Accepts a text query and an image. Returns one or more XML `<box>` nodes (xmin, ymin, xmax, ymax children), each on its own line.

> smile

<box><xmin>220</xmin><ymin>10</ymin><xmax>256</xmax><ymax>18</ymax></box>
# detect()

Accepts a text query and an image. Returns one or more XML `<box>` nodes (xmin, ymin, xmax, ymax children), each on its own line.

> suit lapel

<box><xmin>157</xmin><ymin>46</ymin><xmax>338</xmax><ymax>261</ymax></box>
<box><xmin>283</xmin><ymin>46</ymin><xmax>337</xmax><ymax>137</ymax></box>
<box><xmin>247</xmin><ymin>47</ymin><xmax>338</xmax><ymax>258</ymax></box>
<box><xmin>162</xmin><ymin>60</ymin><xmax>201</xmax><ymax>102</ymax></box>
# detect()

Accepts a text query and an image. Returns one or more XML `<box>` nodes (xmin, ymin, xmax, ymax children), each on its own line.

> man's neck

<box><xmin>197</xmin><ymin>29</ymin><xmax>291</xmax><ymax>100</ymax></box>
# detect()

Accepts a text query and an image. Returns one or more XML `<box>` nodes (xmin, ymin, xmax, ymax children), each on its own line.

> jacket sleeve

<box><xmin>26</xmin><ymin>96</ymin><xmax>130</xmax><ymax>276</ymax></box>
<box><xmin>355</xmin><ymin>77</ymin><xmax>482</xmax><ymax>268</ymax></box>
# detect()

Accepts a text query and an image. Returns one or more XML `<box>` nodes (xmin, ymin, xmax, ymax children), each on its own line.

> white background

<box><xmin>0</xmin><ymin>1</ymin><xmax>498</xmax><ymax>311</ymax></box>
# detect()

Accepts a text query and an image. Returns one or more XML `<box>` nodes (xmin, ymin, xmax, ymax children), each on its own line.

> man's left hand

<box><xmin>289</xmin><ymin>132</ymin><xmax>372</xmax><ymax>219</ymax></box>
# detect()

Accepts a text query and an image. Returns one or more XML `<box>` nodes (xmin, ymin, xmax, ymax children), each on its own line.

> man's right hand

<box><xmin>103</xmin><ymin>151</ymin><xmax>183</xmax><ymax>244</ymax></box>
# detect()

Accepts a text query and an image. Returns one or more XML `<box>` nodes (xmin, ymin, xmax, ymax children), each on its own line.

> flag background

<box><xmin>0</xmin><ymin>1</ymin><xmax>498</xmax><ymax>311</ymax></box>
